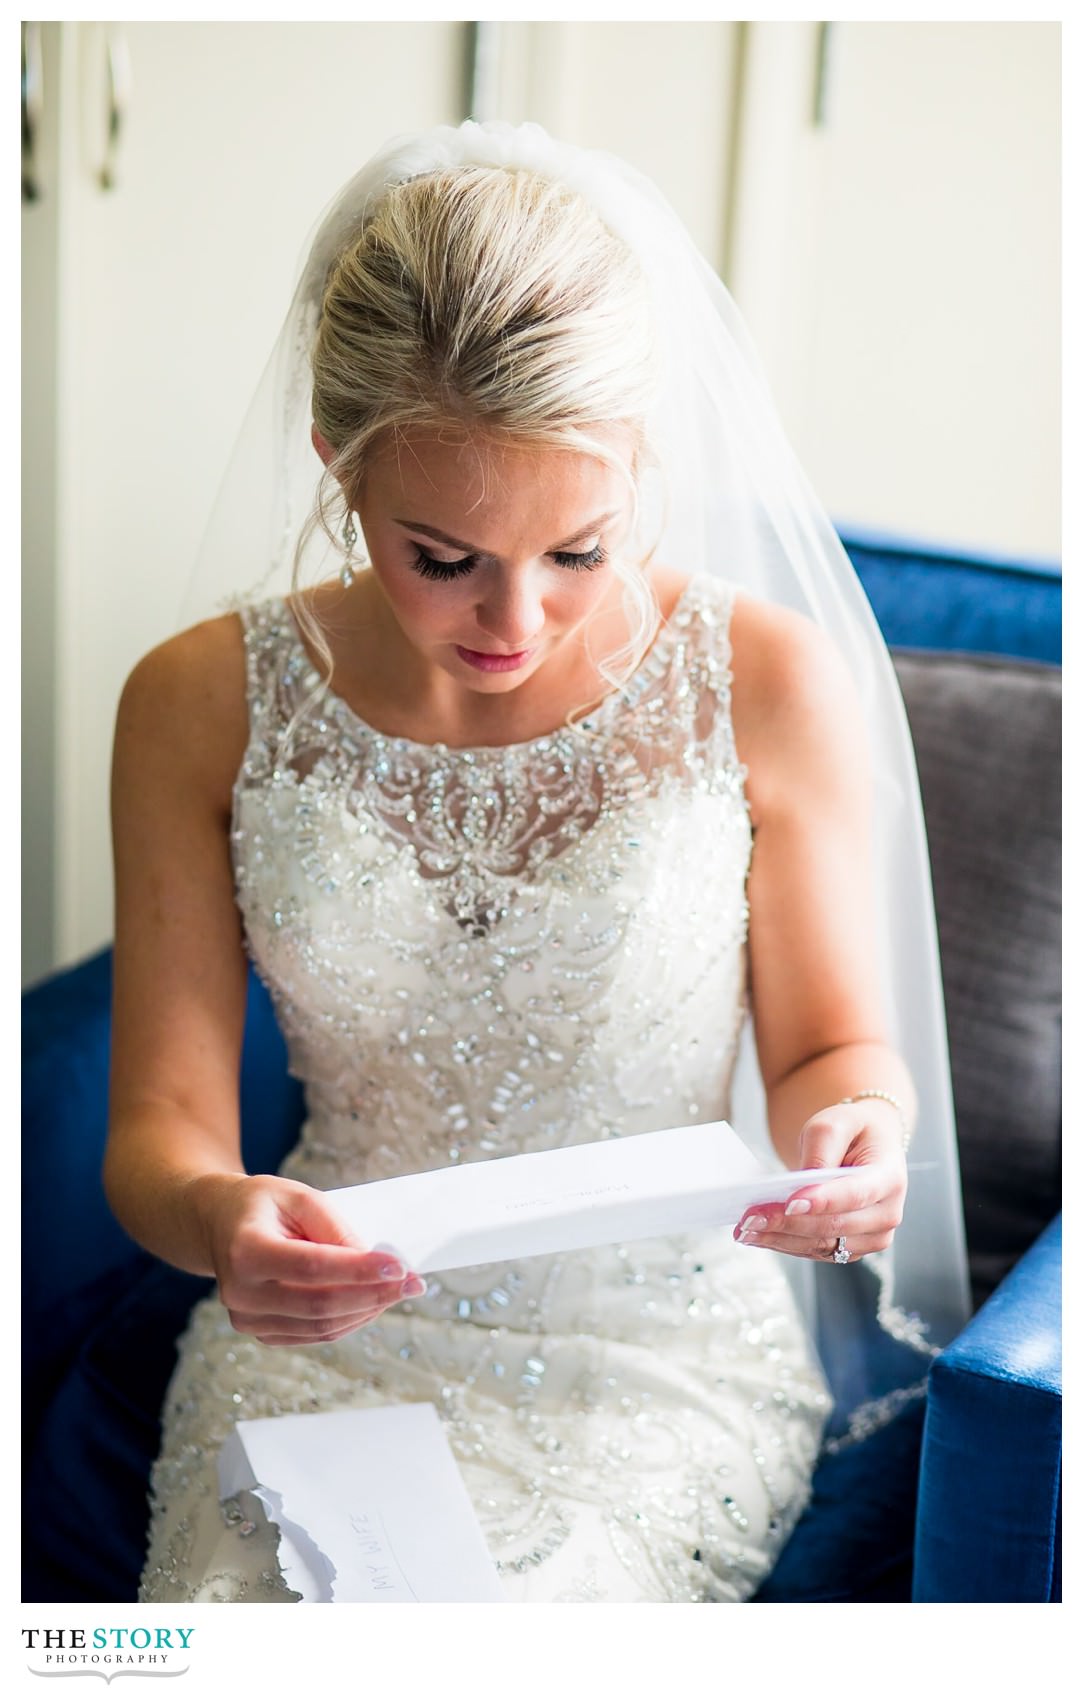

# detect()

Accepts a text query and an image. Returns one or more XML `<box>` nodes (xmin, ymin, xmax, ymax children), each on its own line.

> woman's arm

<box><xmin>105</xmin><ymin>618</ymin><xmax>421</xmax><ymax>1336</ymax></box>
<box><xmin>730</xmin><ymin>595</ymin><xmax>911</xmax><ymax>1259</ymax></box>
<box><xmin>105</xmin><ymin>616</ymin><xmax>253</xmax><ymax>1271</ymax></box>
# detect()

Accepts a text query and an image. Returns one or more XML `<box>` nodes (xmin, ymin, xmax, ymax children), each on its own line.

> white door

<box><xmin>727</xmin><ymin>20</ymin><xmax>1060</xmax><ymax>559</ymax></box>
<box><xmin>23</xmin><ymin>20</ymin><xmax>466</xmax><ymax>982</ymax></box>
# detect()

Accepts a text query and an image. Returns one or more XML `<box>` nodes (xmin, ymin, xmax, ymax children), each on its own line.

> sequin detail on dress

<box><xmin>140</xmin><ymin>575</ymin><xmax>830</xmax><ymax>1604</ymax></box>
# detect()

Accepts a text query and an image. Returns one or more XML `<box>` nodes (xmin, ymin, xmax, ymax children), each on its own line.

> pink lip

<box><xmin>455</xmin><ymin>644</ymin><xmax>535</xmax><ymax>674</ymax></box>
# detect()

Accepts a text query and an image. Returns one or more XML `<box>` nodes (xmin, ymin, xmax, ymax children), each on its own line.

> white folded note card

<box><xmin>328</xmin><ymin>1120</ymin><xmax>851</xmax><ymax>1273</ymax></box>
<box><xmin>217</xmin><ymin>1404</ymin><xmax>505</xmax><ymax>1603</ymax></box>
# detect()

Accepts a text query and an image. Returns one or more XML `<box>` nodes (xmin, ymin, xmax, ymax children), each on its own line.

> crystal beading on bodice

<box><xmin>140</xmin><ymin>575</ymin><xmax>831</xmax><ymax>1606</ymax></box>
<box><xmin>231</xmin><ymin>576</ymin><xmax>754</xmax><ymax>1183</ymax></box>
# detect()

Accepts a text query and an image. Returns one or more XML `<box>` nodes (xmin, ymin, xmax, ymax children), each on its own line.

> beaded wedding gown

<box><xmin>139</xmin><ymin>574</ymin><xmax>831</xmax><ymax>1605</ymax></box>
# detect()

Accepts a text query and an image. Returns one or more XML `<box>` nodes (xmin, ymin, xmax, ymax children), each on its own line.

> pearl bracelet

<box><xmin>840</xmin><ymin>1090</ymin><xmax>912</xmax><ymax>1153</ymax></box>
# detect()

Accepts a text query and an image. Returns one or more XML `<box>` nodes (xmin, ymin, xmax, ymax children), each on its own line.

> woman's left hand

<box><xmin>733</xmin><ymin>1101</ymin><xmax>909</xmax><ymax>1263</ymax></box>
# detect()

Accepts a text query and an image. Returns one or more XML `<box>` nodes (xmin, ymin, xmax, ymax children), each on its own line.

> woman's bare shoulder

<box><xmin>729</xmin><ymin>586</ymin><xmax>844</xmax><ymax>677</ymax></box>
<box><xmin>116</xmin><ymin>612</ymin><xmax>249</xmax><ymax>817</ymax></box>
<box><xmin>728</xmin><ymin>589</ymin><xmax>865</xmax><ymax>813</ymax></box>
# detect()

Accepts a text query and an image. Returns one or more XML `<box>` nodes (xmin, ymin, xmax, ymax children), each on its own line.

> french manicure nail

<box><xmin>743</xmin><ymin>1215</ymin><xmax>769</xmax><ymax>1233</ymax></box>
<box><xmin>403</xmin><ymin>1274</ymin><xmax>427</xmax><ymax>1297</ymax></box>
<box><xmin>374</xmin><ymin>1242</ymin><xmax>406</xmax><ymax>1279</ymax></box>
<box><xmin>785</xmin><ymin>1198</ymin><xmax>812</xmax><ymax>1217</ymax></box>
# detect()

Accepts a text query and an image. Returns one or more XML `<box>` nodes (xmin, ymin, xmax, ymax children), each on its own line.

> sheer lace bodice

<box><xmin>233</xmin><ymin>576</ymin><xmax>751</xmax><ymax>1176</ymax></box>
<box><xmin>140</xmin><ymin>576</ymin><xmax>830</xmax><ymax>1605</ymax></box>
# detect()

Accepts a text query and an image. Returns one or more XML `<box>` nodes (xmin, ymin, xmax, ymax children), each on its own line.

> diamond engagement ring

<box><xmin>832</xmin><ymin>1237</ymin><xmax>852</xmax><ymax>1265</ymax></box>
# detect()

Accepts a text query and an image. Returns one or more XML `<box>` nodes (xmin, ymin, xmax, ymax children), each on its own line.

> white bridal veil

<box><xmin>181</xmin><ymin>120</ymin><xmax>971</xmax><ymax>1436</ymax></box>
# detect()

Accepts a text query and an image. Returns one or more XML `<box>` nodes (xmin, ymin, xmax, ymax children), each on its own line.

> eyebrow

<box><xmin>393</xmin><ymin>512</ymin><xmax>619</xmax><ymax>554</ymax></box>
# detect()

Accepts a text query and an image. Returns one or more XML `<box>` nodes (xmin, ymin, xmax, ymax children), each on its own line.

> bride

<box><xmin>103</xmin><ymin>121</ymin><xmax>967</xmax><ymax>1603</ymax></box>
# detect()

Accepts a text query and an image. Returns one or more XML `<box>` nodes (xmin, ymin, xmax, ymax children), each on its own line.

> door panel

<box><xmin>729</xmin><ymin>22</ymin><xmax>1059</xmax><ymax>559</ymax></box>
<box><xmin>36</xmin><ymin>22</ymin><xmax>464</xmax><ymax>967</ymax></box>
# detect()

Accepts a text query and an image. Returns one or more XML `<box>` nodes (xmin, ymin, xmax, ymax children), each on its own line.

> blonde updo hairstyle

<box><xmin>296</xmin><ymin>164</ymin><xmax>664</xmax><ymax>707</ymax></box>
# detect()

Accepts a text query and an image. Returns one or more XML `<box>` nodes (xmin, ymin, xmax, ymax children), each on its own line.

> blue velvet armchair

<box><xmin>22</xmin><ymin>533</ymin><xmax>1061</xmax><ymax>1603</ymax></box>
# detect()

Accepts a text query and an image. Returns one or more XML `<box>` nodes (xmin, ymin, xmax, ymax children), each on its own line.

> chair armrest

<box><xmin>840</xmin><ymin>527</ymin><xmax>1062</xmax><ymax>663</ymax></box>
<box><xmin>913</xmin><ymin>1214</ymin><xmax>1061</xmax><ymax>1601</ymax></box>
<box><xmin>22</xmin><ymin>950</ymin><xmax>141</xmax><ymax>1312</ymax></box>
<box><xmin>22</xmin><ymin>948</ymin><xmax>304</xmax><ymax>1424</ymax></box>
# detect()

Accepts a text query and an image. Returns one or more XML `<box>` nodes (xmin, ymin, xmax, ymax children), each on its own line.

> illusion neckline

<box><xmin>274</xmin><ymin>575</ymin><xmax>710</xmax><ymax>759</ymax></box>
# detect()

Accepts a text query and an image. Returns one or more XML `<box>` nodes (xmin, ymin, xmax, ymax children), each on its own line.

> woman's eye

<box><xmin>410</xmin><ymin>549</ymin><xmax>477</xmax><ymax>581</ymax></box>
<box><xmin>409</xmin><ymin>543</ymin><xmax>607</xmax><ymax>580</ymax></box>
<box><xmin>552</xmin><ymin>545</ymin><xmax>607</xmax><ymax>571</ymax></box>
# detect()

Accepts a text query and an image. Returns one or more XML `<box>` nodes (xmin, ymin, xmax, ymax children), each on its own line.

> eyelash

<box><xmin>410</xmin><ymin>545</ymin><xmax>607</xmax><ymax>582</ymax></box>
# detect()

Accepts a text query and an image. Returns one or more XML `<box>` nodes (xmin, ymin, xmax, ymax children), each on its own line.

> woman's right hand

<box><xmin>189</xmin><ymin>1172</ymin><xmax>425</xmax><ymax>1347</ymax></box>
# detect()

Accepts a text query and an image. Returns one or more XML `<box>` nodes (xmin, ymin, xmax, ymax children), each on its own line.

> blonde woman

<box><xmin>105</xmin><ymin>123</ymin><xmax>968</xmax><ymax>1604</ymax></box>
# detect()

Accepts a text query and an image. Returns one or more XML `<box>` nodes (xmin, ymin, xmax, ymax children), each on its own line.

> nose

<box><xmin>472</xmin><ymin>569</ymin><xmax>546</xmax><ymax>652</ymax></box>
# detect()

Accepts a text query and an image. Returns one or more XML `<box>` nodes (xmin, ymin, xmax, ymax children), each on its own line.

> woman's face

<box><xmin>335</xmin><ymin>425</ymin><xmax>637</xmax><ymax>697</ymax></box>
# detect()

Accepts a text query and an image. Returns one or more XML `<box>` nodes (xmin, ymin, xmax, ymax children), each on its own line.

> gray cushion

<box><xmin>892</xmin><ymin>651</ymin><xmax>1061</xmax><ymax>1307</ymax></box>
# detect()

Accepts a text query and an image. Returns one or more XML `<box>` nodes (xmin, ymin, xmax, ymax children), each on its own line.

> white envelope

<box><xmin>217</xmin><ymin>1404</ymin><xmax>506</xmax><ymax>1603</ymax></box>
<box><xmin>328</xmin><ymin>1120</ymin><xmax>851</xmax><ymax>1273</ymax></box>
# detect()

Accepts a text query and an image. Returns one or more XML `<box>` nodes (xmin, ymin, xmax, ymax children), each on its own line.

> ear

<box><xmin>311</xmin><ymin>423</ymin><xmax>336</xmax><ymax>467</ymax></box>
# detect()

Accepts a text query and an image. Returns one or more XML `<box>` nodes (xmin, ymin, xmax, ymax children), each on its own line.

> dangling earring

<box><xmin>341</xmin><ymin>512</ymin><xmax>367</xmax><ymax>588</ymax></box>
